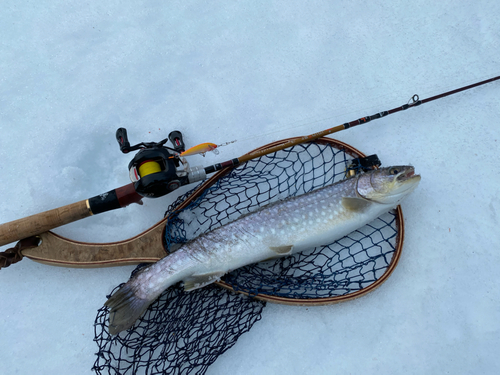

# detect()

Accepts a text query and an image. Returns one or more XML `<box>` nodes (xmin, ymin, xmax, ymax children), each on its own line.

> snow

<box><xmin>1</xmin><ymin>1</ymin><xmax>499</xmax><ymax>374</ymax></box>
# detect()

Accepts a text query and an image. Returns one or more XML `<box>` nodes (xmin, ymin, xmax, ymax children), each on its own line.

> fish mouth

<box><xmin>396</xmin><ymin>167</ymin><xmax>420</xmax><ymax>181</ymax></box>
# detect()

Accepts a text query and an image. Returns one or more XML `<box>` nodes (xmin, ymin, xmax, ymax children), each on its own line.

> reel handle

<box><xmin>168</xmin><ymin>131</ymin><xmax>185</xmax><ymax>153</ymax></box>
<box><xmin>116</xmin><ymin>128</ymin><xmax>131</xmax><ymax>153</ymax></box>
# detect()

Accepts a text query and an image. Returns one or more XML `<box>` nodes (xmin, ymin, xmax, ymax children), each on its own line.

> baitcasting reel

<box><xmin>116</xmin><ymin>128</ymin><xmax>206</xmax><ymax>198</ymax></box>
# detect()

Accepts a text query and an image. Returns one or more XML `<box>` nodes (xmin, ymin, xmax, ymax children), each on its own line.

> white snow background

<box><xmin>1</xmin><ymin>1</ymin><xmax>499</xmax><ymax>374</ymax></box>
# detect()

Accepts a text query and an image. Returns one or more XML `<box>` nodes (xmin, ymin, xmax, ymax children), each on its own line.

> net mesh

<box><xmin>93</xmin><ymin>274</ymin><xmax>265</xmax><ymax>375</ymax></box>
<box><xmin>93</xmin><ymin>140</ymin><xmax>400</xmax><ymax>374</ymax></box>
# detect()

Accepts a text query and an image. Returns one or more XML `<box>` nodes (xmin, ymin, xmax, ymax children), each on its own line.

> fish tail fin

<box><xmin>104</xmin><ymin>283</ymin><xmax>152</xmax><ymax>335</ymax></box>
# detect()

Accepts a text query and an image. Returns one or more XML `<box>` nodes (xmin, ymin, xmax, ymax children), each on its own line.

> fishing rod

<box><xmin>0</xmin><ymin>75</ymin><xmax>499</xmax><ymax>249</ymax></box>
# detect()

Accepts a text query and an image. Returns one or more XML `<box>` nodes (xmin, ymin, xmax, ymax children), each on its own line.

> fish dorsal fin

<box><xmin>269</xmin><ymin>245</ymin><xmax>293</xmax><ymax>255</ymax></box>
<box><xmin>183</xmin><ymin>271</ymin><xmax>225</xmax><ymax>291</ymax></box>
<box><xmin>342</xmin><ymin>197</ymin><xmax>371</xmax><ymax>212</ymax></box>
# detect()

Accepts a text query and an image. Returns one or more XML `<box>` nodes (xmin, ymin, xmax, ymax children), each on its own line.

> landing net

<box><xmin>93</xmin><ymin>138</ymin><xmax>402</xmax><ymax>374</ymax></box>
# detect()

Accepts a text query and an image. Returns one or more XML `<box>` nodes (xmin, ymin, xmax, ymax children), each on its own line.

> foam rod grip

<box><xmin>0</xmin><ymin>200</ymin><xmax>92</xmax><ymax>247</ymax></box>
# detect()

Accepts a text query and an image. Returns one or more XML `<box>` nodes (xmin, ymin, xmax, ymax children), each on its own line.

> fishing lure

<box><xmin>179</xmin><ymin>142</ymin><xmax>219</xmax><ymax>157</ymax></box>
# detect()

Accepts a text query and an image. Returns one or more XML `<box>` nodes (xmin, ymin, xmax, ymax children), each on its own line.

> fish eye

<box><xmin>390</xmin><ymin>168</ymin><xmax>399</xmax><ymax>175</ymax></box>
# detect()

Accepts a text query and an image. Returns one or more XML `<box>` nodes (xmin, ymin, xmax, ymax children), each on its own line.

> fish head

<box><xmin>356</xmin><ymin>166</ymin><xmax>421</xmax><ymax>205</ymax></box>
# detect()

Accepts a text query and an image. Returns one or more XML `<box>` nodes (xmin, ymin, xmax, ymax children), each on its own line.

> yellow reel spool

<box><xmin>138</xmin><ymin>161</ymin><xmax>162</xmax><ymax>178</ymax></box>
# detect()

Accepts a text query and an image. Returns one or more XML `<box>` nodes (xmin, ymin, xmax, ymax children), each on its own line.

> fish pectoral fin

<box><xmin>342</xmin><ymin>197</ymin><xmax>372</xmax><ymax>212</ymax></box>
<box><xmin>269</xmin><ymin>245</ymin><xmax>293</xmax><ymax>255</ymax></box>
<box><xmin>183</xmin><ymin>271</ymin><xmax>225</xmax><ymax>291</ymax></box>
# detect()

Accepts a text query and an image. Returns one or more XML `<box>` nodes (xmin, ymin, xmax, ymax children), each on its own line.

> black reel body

<box><xmin>116</xmin><ymin>128</ymin><xmax>200</xmax><ymax>198</ymax></box>
<box><xmin>128</xmin><ymin>147</ymin><xmax>187</xmax><ymax>198</ymax></box>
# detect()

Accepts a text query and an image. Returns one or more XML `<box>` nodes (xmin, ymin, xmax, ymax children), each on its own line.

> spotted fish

<box><xmin>105</xmin><ymin>166</ymin><xmax>420</xmax><ymax>334</ymax></box>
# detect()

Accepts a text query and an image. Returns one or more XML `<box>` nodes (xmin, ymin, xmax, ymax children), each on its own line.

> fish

<box><xmin>105</xmin><ymin>165</ymin><xmax>421</xmax><ymax>334</ymax></box>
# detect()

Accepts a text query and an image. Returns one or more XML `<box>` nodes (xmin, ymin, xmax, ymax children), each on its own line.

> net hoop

<box><xmin>164</xmin><ymin>137</ymin><xmax>404</xmax><ymax>306</ymax></box>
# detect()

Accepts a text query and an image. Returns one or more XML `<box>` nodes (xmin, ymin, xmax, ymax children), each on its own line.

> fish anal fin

<box><xmin>342</xmin><ymin>197</ymin><xmax>371</xmax><ymax>212</ymax></box>
<box><xmin>269</xmin><ymin>245</ymin><xmax>293</xmax><ymax>255</ymax></box>
<box><xmin>183</xmin><ymin>271</ymin><xmax>225</xmax><ymax>291</ymax></box>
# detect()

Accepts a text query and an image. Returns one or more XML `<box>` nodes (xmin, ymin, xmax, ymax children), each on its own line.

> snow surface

<box><xmin>1</xmin><ymin>1</ymin><xmax>499</xmax><ymax>374</ymax></box>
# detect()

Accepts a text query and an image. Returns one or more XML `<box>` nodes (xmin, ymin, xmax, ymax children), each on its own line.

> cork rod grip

<box><xmin>0</xmin><ymin>200</ymin><xmax>92</xmax><ymax>247</ymax></box>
